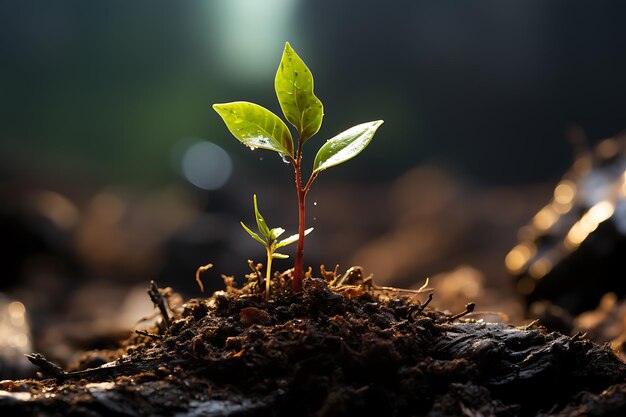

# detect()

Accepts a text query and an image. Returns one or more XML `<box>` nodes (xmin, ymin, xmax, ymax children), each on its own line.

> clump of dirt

<box><xmin>1</xmin><ymin>268</ymin><xmax>625</xmax><ymax>416</ymax></box>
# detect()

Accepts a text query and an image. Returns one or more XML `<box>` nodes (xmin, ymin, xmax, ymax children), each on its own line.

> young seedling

<box><xmin>214</xmin><ymin>42</ymin><xmax>383</xmax><ymax>292</ymax></box>
<box><xmin>241</xmin><ymin>195</ymin><xmax>312</xmax><ymax>298</ymax></box>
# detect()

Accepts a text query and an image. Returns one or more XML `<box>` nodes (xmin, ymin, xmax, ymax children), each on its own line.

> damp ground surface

<box><xmin>0</xmin><ymin>271</ymin><xmax>625</xmax><ymax>417</ymax></box>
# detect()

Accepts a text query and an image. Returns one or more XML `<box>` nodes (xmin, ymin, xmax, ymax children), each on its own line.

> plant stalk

<box><xmin>293</xmin><ymin>154</ymin><xmax>306</xmax><ymax>292</ymax></box>
<box><xmin>265</xmin><ymin>249</ymin><xmax>273</xmax><ymax>298</ymax></box>
<box><xmin>292</xmin><ymin>139</ymin><xmax>318</xmax><ymax>292</ymax></box>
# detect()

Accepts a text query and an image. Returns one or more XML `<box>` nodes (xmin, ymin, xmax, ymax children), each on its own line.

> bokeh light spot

<box><xmin>181</xmin><ymin>141</ymin><xmax>233</xmax><ymax>191</ymax></box>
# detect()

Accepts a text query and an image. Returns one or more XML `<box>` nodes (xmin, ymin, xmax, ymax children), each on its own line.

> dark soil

<box><xmin>1</xmin><ymin>268</ymin><xmax>625</xmax><ymax>416</ymax></box>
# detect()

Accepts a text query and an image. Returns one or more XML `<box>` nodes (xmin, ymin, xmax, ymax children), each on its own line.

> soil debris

<box><xmin>1</xmin><ymin>268</ymin><xmax>624</xmax><ymax>416</ymax></box>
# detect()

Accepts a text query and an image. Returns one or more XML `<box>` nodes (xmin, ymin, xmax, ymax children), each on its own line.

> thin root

<box><xmin>247</xmin><ymin>259</ymin><xmax>263</xmax><ymax>290</ymax></box>
<box><xmin>195</xmin><ymin>263</ymin><xmax>213</xmax><ymax>293</ymax></box>
<box><xmin>321</xmin><ymin>264</ymin><xmax>341</xmax><ymax>286</ymax></box>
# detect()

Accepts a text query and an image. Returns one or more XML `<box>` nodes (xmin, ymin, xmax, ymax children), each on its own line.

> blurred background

<box><xmin>1</xmin><ymin>0</ymin><xmax>626</xmax><ymax>376</ymax></box>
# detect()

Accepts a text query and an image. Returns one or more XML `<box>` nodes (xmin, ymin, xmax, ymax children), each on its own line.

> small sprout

<box><xmin>241</xmin><ymin>195</ymin><xmax>312</xmax><ymax>298</ymax></box>
<box><xmin>214</xmin><ymin>42</ymin><xmax>383</xmax><ymax>291</ymax></box>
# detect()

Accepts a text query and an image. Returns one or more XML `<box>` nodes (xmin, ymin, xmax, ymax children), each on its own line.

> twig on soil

<box><xmin>422</xmin><ymin>293</ymin><xmax>433</xmax><ymax>310</ymax></box>
<box><xmin>450</xmin><ymin>302</ymin><xmax>476</xmax><ymax>321</ymax></box>
<box><xmin>148</xmin><ymin>280</ymin><xmax>172</xmax><ymax>328</ymax></box>
<box><xmin>135</xmin><ymin>330</ymin><xmax>163</xmax><ymax>340</ymax></box>
<box><xmin>25</xmin><ymin>353</ymin><xmax>135</xmax><ymax>381</ymax></box>
<box><xmin>408</xmin><ymin>293</ymin><xmax>434</xmax><ymax>319</ymax></box>
<box><xmin>24</xmin><ymin>353</ymin><xmax>65</xmax><ymax>378</ymax></box>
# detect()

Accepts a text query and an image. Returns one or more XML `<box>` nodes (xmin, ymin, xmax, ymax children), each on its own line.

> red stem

<box><xmin>292</xmin><ymin>162</ymin><xmax>306</xmax><ymax>292</ymax></box>
<box><xmin>291</xmin><ymin>138</ymin><xmax>319</xmax><ymax>292</ymax></box>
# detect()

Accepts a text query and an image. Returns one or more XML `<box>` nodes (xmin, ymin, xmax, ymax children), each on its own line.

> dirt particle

<box><xmin>240</xmin><ymin>307</ymin><xmax>271</xmax><ymax>326</ymax></box>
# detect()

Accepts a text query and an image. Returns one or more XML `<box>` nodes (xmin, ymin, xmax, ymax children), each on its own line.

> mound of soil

<box><xmin>1</xmin><ymin>269</ymin><xmax>625</xmax><ymax>416</ymax></box>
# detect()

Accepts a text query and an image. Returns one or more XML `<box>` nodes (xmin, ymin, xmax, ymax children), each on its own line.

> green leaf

<box><xmin>253</xmin><ymin>195</ymin><xmax>271</xmax><ymax>239</ymax></box>
<box><xmin>313</xmin><ymin>121</ymin><xmax>383</xmax><ymax>173</ymax></box>
<box><xmin>272</xmin><ymin>253</ymin><xmax>289</xmax><ymax>259</ymax></box>
<box><xmin>275</xmin><ymin>42</ymin><xmax>323</xmax><ymax>144</ymax></box>
<box><xmin>240</xmin><ymin>221</ymin><xmax>265</xmax><ymax>246</ymax></box>
<box><xmin>213</xmin><ymin>101</ymin><xmax>294</xmax><ymax>157</ymax></box>
<box><xmin>276</xmin><ymin>227</ymin><xmax>313</xmax><ymax>248</ymax></box>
